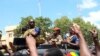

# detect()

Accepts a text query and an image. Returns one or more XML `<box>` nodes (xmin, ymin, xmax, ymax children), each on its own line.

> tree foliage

<box><xmin>14</xmin><ymin>16</ymin><xmax>52</xmax><ymax>37</ymax></box>
<box><xmin>14</xmin><ymin>16</ymin><xmax>34</xmax><ymax>37</ymax></box>
<box><xmin>72</xmin><ymin>17</ymin><xmax>94</xmax><ymax>45</ymax></box>
<box><xmin>14</xmin><ymin>16</ymin><xmax>100</xmax><ymax>45</ymax></box>
<box><xmin>35</xmin><ymin>17</ymin><xmax>52</xmax><ymax>37</ymax></box>
<box><xmin>54</xmin><ymin>16</ymin><xmax>71</xmax><ymax>34</ymax></box>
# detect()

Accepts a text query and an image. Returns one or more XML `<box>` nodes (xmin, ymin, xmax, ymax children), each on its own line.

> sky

<box><xmin>0</xmin><ymin>0</ymin><xmax>100</xmax><ymax>34</ymax></box>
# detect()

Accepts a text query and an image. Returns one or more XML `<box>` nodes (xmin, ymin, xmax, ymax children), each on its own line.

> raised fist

<box><xmin>71</xmin><ymin>23</ymin><xmax>81</xmax><ymax>34</ymax></box>
<box><xmin>90</xmin><ymin>28</ymin><xmax>98</xmax><ymax>38</ymax></box>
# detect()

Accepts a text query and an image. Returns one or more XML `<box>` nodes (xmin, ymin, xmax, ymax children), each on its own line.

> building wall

<box><xmin>1</xmin><ymin>25</ymin><xmax>17</xmax><ymax>49</ymax></box>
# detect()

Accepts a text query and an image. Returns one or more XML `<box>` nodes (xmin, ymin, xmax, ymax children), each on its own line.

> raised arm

<box><xmin>90</xmin><ymin>29</ymin><xmax>100</xmax><ymax>56</ymax></box>
<box><xmin>26</xmin><ymin>35</ymin><xmax>38</xmax><ymax>56</ymax></box>
<box><xmin>71</xmin><ymin>23</ymin><xmax>91</xmax><ymax>56</ymax></box>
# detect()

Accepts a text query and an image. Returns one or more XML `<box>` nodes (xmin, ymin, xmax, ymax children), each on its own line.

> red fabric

<box><xmin>66</xmin><ymin>53</ymin><xmax>72</xmax><ymax>56</ymax></box>
<box><xmin>53</xmin><ymin>27</ymin><xmax>60</xmax><ymax>31</ymax></box>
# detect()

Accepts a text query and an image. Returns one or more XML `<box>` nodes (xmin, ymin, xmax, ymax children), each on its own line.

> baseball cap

<box><xmin>53</xmin><ymin>27</ymin><xmax>60</xmax><ymax>31</ymax></box>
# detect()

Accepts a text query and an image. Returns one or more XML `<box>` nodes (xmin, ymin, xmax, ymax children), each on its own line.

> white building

<box><xmin>5</xmin><ymin>25</ymin><xmax>17</xmax><ymax>39</ymax></box>
<box><xmin>1</xmin><ymin>25</ymin><xmax>17</xmax><ymax>48</ymax></box>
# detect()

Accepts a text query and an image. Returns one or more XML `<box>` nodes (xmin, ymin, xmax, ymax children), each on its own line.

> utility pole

<box><xmin>38</xmin><ymin>0</ymin><xmax>42</xmax><ymax>16</ymax></box>
<box><xmin>77</xmin><ymin>0</ymin><xmax>82</xmax><ymax>17</ymax></box>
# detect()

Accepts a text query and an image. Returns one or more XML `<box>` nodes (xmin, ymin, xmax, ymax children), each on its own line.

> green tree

<box><xmin>35</xmin><ymin>17</ymin><xmax>52</xmax><ymax>37</ymax></box>
<box><xmin>54</xmin><ymin>16</ymin><xmax>71</xmax><ymax>34</ymax></box>
<box><xmin>14</xmin><ymin>16</ymin><xmax>52</xmax><ymax>38</ymax></box>
<box><xmin>14</xmin><ymin>16</ymin><xmax>34</xmax><ymax>37</ymax></box>
<box><xmin>72</xmin><ymin>17</ymin><xmax>94</xmax><ymax>45</ymax></box>
<box><xmin>14</xmin><ymin>16</ymin><xmax>100</xmax><ymax>45</ymax></box>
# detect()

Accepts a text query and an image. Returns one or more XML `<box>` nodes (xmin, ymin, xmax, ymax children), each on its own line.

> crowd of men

<box><xmin>0</xmin><ymin>19</ymin><xmax>100</xmax><ymax>56</ymax></box>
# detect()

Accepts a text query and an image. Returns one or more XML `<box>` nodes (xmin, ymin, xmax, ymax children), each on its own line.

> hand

<box><xmin>66</xmin><ymin>40</ymin><xmax>71</xmax><ymax>44</ymax></box>
<box><xmin>26</xmin><ymin>35</ymin><xmax>36</xmax><ymax>46</ymax></box>
<box><xmin>26</xmin><ymin>35</ymin><xmax>38</xmax><ymax>56</ymax></box>
<box><xmin>71</xmin><ymin>23</ymin><xmax>81</xmax><ymax>34</ymax></box>
<box><xmin>61</xmin><ymin>40</ymin><xmax>67</xmax><ymax>44</ymax></box>
<box><xmin>90</xmin><ymin>28</ymin><xmax>98</xmax><ymax>38</ymax></box>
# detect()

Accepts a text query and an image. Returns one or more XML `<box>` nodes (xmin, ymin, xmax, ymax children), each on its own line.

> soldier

<box><xmin>49</xmin><ymin>27</ymin><xmax>63</xmax><ymax>45</ymax></box>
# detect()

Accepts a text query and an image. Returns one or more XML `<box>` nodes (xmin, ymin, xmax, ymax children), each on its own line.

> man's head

<box><xmin>69</xmin><ymin>28</ymin><xmax>75</xmax><ymax>35</ymax></box>
<box><xmin>28</xmin><ymin>19</ymin><xmax>35</xmax><ymax>28</ymax></box>
<box><xmin>53</xmin><ymin>27</ymin><xmax>61</xmax><ymax>35</ymax></box>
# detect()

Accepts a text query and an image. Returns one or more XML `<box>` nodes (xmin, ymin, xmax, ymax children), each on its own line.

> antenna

<box><xmin>38</xmin><ymin>0</ymin><xmax>42</xmax><ymax>16</ymax></box>
<box><xmin>77</xmin><ymin>6</ymin><xmax>81</xmax><ymax>17</ymax></box>
<box><xmin>77</xmin><ymin>0</ymin><xmax>82</xmax><ymax>17</ymax></box>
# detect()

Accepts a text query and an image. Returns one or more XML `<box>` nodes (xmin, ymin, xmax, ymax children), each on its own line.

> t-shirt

<box><xmin>69</xmin><ymin>35</ymin><xmax>79</xmax><ymax>50</ymax></box>
<box><xmin>71</xmin><ymin>35</ymin><xmax>79</xmax><ymax>43</ymax></box>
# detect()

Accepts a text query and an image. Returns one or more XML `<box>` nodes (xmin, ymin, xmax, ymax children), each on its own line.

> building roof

<box><xmin>5</xmin><ymin>25</ymin><xmax>18</xmax><ymax>32</ymax></box>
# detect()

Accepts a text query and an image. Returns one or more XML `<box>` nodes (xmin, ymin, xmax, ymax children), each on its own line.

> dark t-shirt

<box><xmin>70</xmin><ymin>35</ymin><xmax>79</xmax><ymax>50</ymax></box>
<box><xmin>71</xmin><ymin>35</ymin><xmax>79</xmax><ymax>43</ymax></box>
